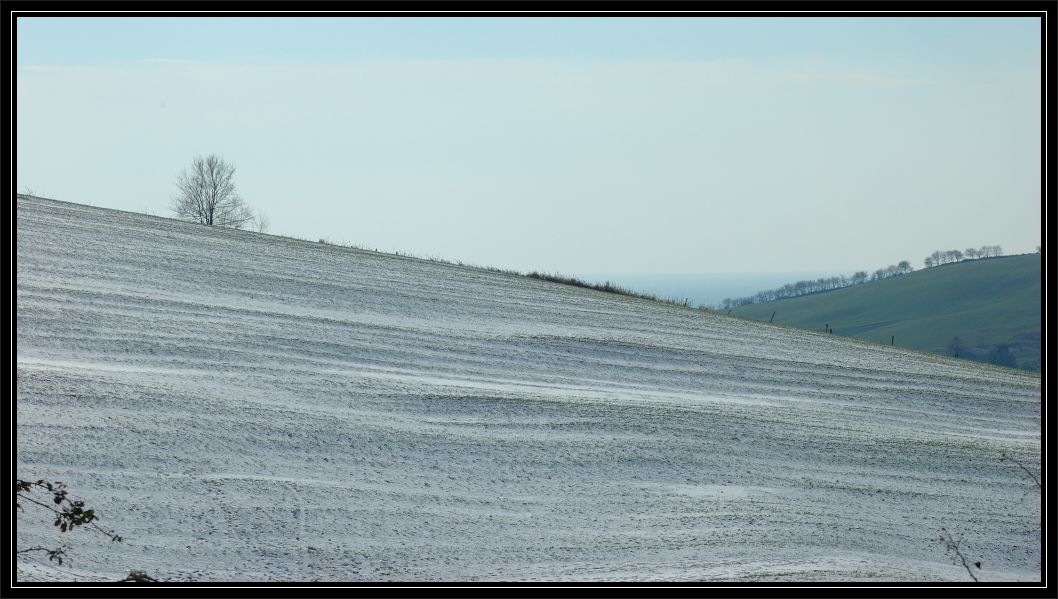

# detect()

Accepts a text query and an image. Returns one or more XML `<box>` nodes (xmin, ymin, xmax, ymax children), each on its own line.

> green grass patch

<box><xmin>732</xmin><ymin>255</ymin><xmax>1041</xmax><ymax>370</ymax></box>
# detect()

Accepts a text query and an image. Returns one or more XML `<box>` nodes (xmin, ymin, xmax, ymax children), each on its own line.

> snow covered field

<box><xmin>15</xmin><ymin>195</ymin><xmax>1041</xmax><ymax>582</ymax></box>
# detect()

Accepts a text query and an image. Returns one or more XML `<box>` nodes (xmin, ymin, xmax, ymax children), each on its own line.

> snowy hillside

<box><xmin>15</xmin><ymin>195</ymin><xmax>1041</xmax><ymax>582</ymax></box>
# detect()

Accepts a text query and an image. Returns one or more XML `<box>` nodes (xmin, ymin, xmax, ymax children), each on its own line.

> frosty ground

<box><xmin>15</xmin><ymin>196</ymin><xmax>1041</xmax><ymax>582</ymax></box>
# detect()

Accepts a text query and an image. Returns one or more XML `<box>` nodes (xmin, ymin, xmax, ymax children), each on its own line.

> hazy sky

<box><xmin>16</xmin><ymin>17</ymin><xmax>1042</xmax><ymax>274</ymax></box>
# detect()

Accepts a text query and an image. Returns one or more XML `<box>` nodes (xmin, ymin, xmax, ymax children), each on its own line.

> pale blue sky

<box><xmin>16</xmin><ymin>16</ymin><xmax>1042</xmax><ymax>274</ymax></box>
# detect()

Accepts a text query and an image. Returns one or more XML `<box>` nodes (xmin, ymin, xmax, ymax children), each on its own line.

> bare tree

<box><xmin>978</xmin><ymin>245</ymin><xmax>1004</xmax><ymax>259</ymax></box>
<box><xmin>252</xmin><ymin>210</ymin><xmax>270</xmax><ymax>234</ymax></box>
<box><xmin>172</xmin><ymin>154</ymin><xmax>254</xmax><ymax>228</ymax></box>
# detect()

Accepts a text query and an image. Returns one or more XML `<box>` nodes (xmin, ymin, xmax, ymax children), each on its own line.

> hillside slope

<box><xmin>731</xmin><ymin>255</ymin><xmax>1042</xmax><ymax>370</ymax></box>
<box><xmin>16</xmin><ymin>196</ymin><xmax>1041</xmax><ymax>582</ymax></box>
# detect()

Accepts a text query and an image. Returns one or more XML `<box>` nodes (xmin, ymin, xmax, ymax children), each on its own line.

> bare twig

<box><xmin>938</xmin><ymin>527</ymin><xmax>980</xmax><ymax>582</ymax></box>
<box><xmin>1000</xmin><ymin>453</ymin><xmax>1041</xmax><ymax>490</ymax></box>
<box><xmin>16</xmin><ymin>546</ymin><xmax>68</xmax><ymax>565</ymax></box>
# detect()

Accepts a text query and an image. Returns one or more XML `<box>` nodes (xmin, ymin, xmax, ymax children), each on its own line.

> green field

<box><xmin>731</xmin><ymin>254</ymin><xmax>1042</xmax><ymax>370</ymax></box>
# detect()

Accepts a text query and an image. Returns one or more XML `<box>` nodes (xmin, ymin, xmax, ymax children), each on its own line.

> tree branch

<box><xmin>17</xmin><ymin>546</ymin><xmax>68</xmax><ymax>565</ymax></box>
<box><xmin>938</xmin><ymin>527</ymin><xmax>980</xmax><ymax>582</ymax></box>
<box><xmin>16</xmin><ymin>481</ymin><xmax>123</xmax><ymax>542</ymax></box>
<box><xmin>1001</xmin><ymin>453</ymin><xmax>1041</xmax><ymax>490</ymax></box>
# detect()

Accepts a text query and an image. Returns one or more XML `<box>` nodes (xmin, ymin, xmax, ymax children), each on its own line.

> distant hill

<box><xmin>732</xmin><ymin>254</ymin><xmax>1042</xmax><ymax>371</ymax></box>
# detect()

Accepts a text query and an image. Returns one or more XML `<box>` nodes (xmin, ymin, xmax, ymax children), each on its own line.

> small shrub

<box><xmin>525</xmin><ymin>271</ymin><xmax>702</xmax><ymax>310</ymax></box>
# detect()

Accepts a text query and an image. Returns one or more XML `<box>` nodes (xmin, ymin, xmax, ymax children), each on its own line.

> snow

<box><xmin>15</xmin><ymin>195</ymin><xmax>1041</xmax><ymax>582</ymax></box>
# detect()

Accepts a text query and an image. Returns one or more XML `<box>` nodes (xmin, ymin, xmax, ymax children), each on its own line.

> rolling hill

<box><xmin>731</xmin><ymin>255</ymin><xmax>1042</xmax><ymax>371</ymax></box>
<box><xmin>15</xmin><ymin>195</ymin><xmax>1041</xmax><ymax>582</ymax></box>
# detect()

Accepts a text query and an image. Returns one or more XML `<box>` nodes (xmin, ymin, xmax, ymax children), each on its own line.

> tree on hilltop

<box><xmin>171</xmin><ymin>154</ymin><xmax>255</xmax><ymax>229</ymax></box>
